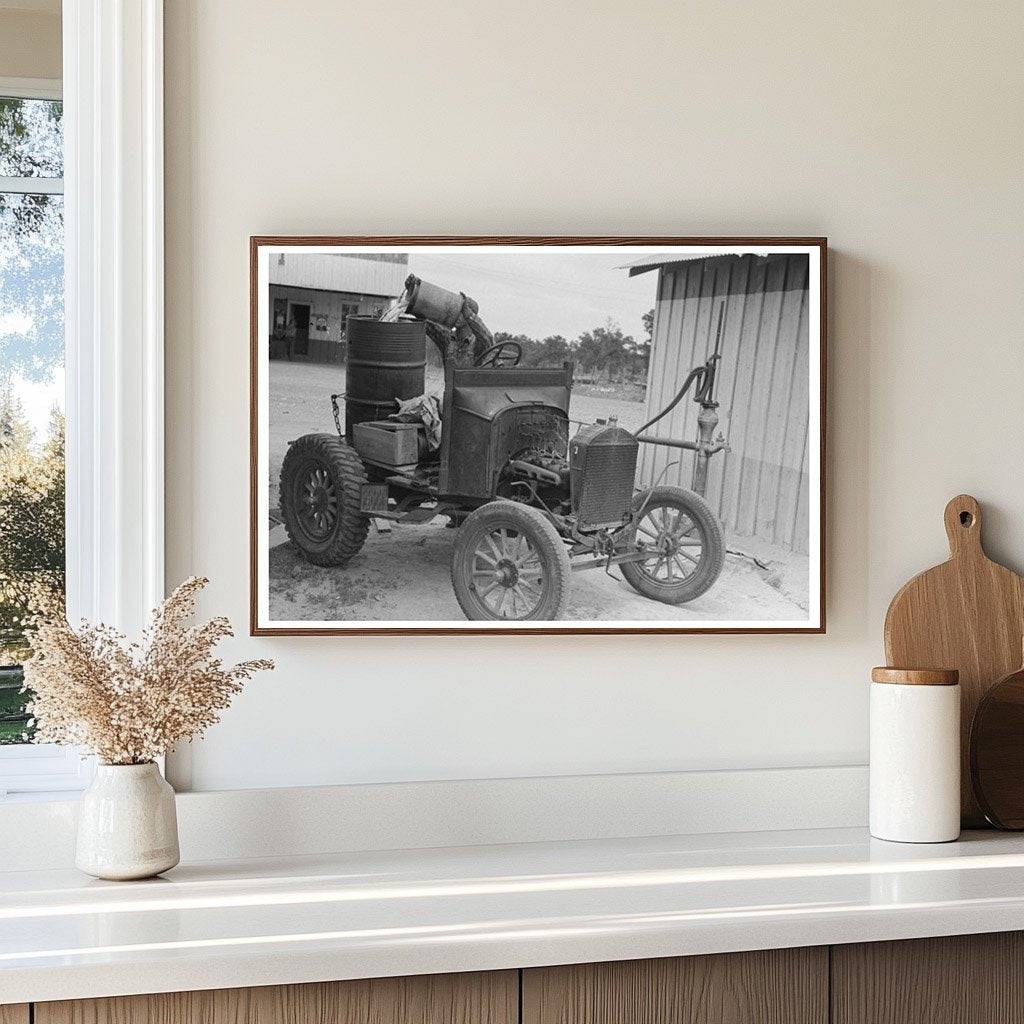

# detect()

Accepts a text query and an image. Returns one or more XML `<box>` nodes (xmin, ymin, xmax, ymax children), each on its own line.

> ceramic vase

<box><xmin>76</xmin><ymin>762</ymin><xmax>180</xmax><ymax>880</ymax></box>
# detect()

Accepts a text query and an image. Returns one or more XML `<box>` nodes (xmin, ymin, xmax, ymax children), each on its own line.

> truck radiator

<box><xmin>570</xmin><ymin>422</ymin><xmax>639</xmax><ymax>530</ymax></box>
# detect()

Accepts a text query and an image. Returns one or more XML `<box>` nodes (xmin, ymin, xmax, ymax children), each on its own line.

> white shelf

<box><xmin>4</xmin><ymin>827</ymin><xmax>1024</xmax><ymax>1004</ymax></box>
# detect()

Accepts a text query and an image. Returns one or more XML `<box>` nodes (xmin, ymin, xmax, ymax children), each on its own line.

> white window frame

<box><xmin>0</xmin><ymin>0</ymin><xmax>165</xmax><ymax>798</ymax></box>
<box><xmin>0</xmin><ymin>77</ymin><xmax>61</xmax><ymax>101</ymax></box>
<box><xmin>0</xmin><ymin>75</ymin><xmax>85</xmax><ymax>797</ymax></box>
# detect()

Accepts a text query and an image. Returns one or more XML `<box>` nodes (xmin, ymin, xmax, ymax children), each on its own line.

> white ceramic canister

<box><xmin>869</xmin><ymin>667</ymin><xmax>961</xmax><ymax>843</ymax></box>
<box><xmin>76</xmin><ymin>762</ymin><xmax>180</xmax><ymax>880</ymax></box>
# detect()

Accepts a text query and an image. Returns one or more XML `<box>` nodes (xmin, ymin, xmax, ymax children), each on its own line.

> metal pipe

<box><xmin>633</xmin><ymin>366</ymin><xmax>703</xmax><ymax>437</ymax></box>
<box><xmin>509</xmin><ymin>460</ymin><xmax>562</xmax><ymax>486</ymax></box>
<box><xmin>691</xmin><ymin>404</ymin><xmax>720</xmax><ymax>497</ymax></box>
<box><xmin>635</xmin><ymin>434</ymin><xmax>699</xmax><ymax>451</ymax></box>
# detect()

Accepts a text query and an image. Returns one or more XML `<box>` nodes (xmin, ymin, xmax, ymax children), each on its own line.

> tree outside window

<box><xmin>0</xmin><ymin>95</ymin><xmax>65</xmax><ymax>744</ymax></box>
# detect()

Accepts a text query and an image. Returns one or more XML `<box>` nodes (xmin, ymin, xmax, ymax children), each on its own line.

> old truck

<box><xmin>279</xmin><ymin>276</ymin><xmax>728</xmax><ymax>621</ymax></box>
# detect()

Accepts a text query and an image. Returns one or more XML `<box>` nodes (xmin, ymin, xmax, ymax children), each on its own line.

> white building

<box><xmin>269</xmin><ymin>253</ymin><xmax>408</xmax><ymax>363</ymax></box>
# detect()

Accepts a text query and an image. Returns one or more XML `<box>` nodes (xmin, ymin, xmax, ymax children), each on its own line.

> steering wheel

<box><xmin>474</xmin><ymin>341</ymin><xmax>523</xmax><ymax>368</ymax></box>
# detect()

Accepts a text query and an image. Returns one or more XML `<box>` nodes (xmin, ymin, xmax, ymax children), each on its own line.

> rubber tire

<box><xmin>620</xmin><ymin>486</ymin><xmax>725</xmax><ymax>604</ymax></box>
<box><xmin>279</xmin><ymin>433</ymin><xmax>369</xmax><ymax>567</ymax></box>
<box><xmin>451</xmin><ymin>500</ymin><xmax>571</xmax><ymax>621</ymax></box>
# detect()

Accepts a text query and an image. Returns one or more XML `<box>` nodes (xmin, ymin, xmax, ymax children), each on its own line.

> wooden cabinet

<box><xmin>522</xmin><ymin>948</ymin><xmax>828</xmax><ymax>1024</ymax></box>
<box><xmin>23</xmin><ymin>932</ymin><xmax>1024</xmax><ymax>1024</ymax></box>
<box><xmin>34</xmin><ymin>971</ymin><xmax>517</xmax><ymax>1024</ymax></box>
<box><xmin>521</xmin><ymin>935</ymin><xmax>1024</xmax><ymax>1024</ymax></box>
<box><xmin>832</xmin><ymin>932</ymin><xmax>1024</xmax><ymax>1024</ymax></box>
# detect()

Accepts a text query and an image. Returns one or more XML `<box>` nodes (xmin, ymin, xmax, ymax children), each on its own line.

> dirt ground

<box><xmin>267</xmin><ymin>360</ymin><xmax>809</xmax><ymax>623</ymax></box>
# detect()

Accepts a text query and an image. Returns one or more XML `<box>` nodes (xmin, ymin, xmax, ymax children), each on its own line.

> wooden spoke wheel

<box><xmin>451</xmin><ymin>501</ymin><xmax>570</xmax><ymax>621</ymax></box>
<box><xmin>621</xmin><ymin>486</ymin><xmax>725</xmax><ymax>604</ymax></box>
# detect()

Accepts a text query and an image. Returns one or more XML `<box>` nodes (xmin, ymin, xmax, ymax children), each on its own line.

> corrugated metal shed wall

<box><xmin>636</xmin><ymin>253</ymin><xmax>810</xmax><ymax>553</ymax></box>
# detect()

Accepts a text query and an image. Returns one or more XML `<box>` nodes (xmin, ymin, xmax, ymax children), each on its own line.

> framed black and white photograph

<box><xmin>250</xmin><ymin>237</ymin><xmax>826</xmax><ymax>635</ymax></box>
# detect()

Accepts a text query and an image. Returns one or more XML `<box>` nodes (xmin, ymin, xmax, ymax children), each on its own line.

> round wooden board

<box><xmin>970</xmin><ymin>665</ymin><xmax>1024</xmax><ymax>829</ymax></box>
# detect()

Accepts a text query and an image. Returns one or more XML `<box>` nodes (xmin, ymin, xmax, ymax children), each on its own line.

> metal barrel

<box><xmin>404</xmin><ymin>275</ymin><xmax>465</xmax><ymax>328</ymax></box>
<box><xmin>344</xmin><ymin>316</ymin><xmax>427</xmax><ymax>437</ymax></box>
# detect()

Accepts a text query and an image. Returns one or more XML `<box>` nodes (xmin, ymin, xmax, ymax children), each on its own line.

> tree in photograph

<box><xmin>575</xmin><ymin>320</ymin><xmax>636</xmax><ymax>381</ymax></box>
<box><xmin>490</xmin><ymin>321</ymin><xmax>649</xmax><ymax>382</ymax></box>
<box><xmin>628</xmin><ymin>308</ymin><xmax>654</xmax><ymax>380</ymax></box>
<box><xmin>536</xmin><ymin>334</ymin><xmax>571</xmax><ymax>367</ymax></box>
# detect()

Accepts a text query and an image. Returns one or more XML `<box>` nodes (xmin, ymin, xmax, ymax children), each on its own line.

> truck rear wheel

<box><xmin>452</xmin><ymin>501</ymin><xmax>571</xmax><ymax>621</ymax></box>
<box><xmin>620</xmin><ymin>486</ymin><xmax>724</xmax><ymax>604</ymax></box>
<box><xmin>280</xmin><ymin>433</ymin><xmax>369</xmax><ymax>566</ymax></box>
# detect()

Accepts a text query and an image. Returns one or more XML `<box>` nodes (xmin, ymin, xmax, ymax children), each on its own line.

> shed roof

<box><xmin>623</xmin><ymin>252</ymin><xmax>773</xmax><ymax>277</ymax></box>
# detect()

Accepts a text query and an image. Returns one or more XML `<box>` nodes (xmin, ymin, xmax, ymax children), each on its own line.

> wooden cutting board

<box><xmin>884</xmin><ymin>494</ymin><xmax>1024</xmax><ymax>826</ymax></box>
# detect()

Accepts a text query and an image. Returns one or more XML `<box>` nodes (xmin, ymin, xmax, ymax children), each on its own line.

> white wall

<box><xmin>164</xmin><ymin>0</ymin><xmax>1024</xmax><ymax>792</ymax></box>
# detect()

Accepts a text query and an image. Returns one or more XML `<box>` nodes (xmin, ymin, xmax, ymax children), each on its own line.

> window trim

<box><xmin>0</xmin><ymin>175</ymin><xmax>63</xmax><ymax>195</ymax></box>
<box><xmin>0</xmin><ymin>77</ymin><xmax>61</xmax><ymax>102</ymax></box>
<box><xmin>0</xmin><ymin>744</ymin><xmax>92</xmax><ymax>799</ymax></box>
<box><xmin>0</xmin><ymin>2</ymin><xmax>165</xmax><ymax>798</ymax></box>
<box><xmin>63</xmin><ymin>0</ymin><xmax>165</xmax><ymax>636</ymax></box>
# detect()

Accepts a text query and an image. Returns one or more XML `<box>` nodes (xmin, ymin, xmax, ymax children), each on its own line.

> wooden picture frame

<box><xmin>250</xmin><ymin>237</ymin><xmax>827</xmax><ymax>635</ymax></box>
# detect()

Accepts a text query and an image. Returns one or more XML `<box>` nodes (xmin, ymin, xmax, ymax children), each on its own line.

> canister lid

<box><xmin>871</xmin><ymin>667</ymin><xmax>959</xmax><ymax>686</ymax></box>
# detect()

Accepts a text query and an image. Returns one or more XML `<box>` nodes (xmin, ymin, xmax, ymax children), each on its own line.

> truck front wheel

<box><xmin>620</xmin><ymin>486</ymin><xmax>725</xmax><ymax>604</ymax></box>
<box><xmin>451</xmin><ymin>501</ymin><xmax>571</xmax><ymax>621</ymax></box>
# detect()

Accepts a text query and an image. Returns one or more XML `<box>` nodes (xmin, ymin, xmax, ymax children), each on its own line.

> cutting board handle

<box><xmin>944</xmin><ymin>494</ymin><xmax>983</xmax><ymax>559</ymax></box>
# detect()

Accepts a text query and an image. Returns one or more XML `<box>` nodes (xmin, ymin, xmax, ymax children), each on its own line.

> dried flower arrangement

<box><xmin>22</xmin><ymin>577</ymin><xmax>273</xmax><ymax>765</ymax></box>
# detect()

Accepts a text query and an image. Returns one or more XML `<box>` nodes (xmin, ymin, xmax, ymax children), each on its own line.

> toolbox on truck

<box><xmin>352</xmin><ymin>420</ymin><xmax>422</xmax><ymax>471</ymax></box>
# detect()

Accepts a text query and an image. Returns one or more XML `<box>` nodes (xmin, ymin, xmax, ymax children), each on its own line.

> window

<box><xmin>340</xmin><ymin>302</ymin><xmax>360</xmax><ymax>338</ymax></box>
<box><xmin>0</xmin><ymin>81</ymin><xmax>85</xmax><ymax>797</ymax></box>
<box><xmin>0</xmin><ymin>7</ymin><xmax>166</xmax><ymax>797</ymax></box>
